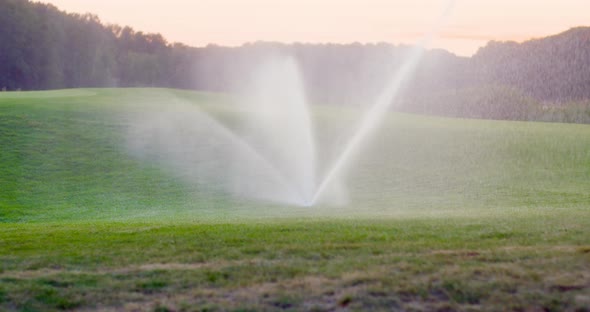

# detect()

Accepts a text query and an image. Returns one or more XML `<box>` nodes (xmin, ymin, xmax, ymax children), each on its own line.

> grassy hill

<box><xmin>0</xmin><ymin>89</ymin><xmax>589</xmax><ymax>311</ymax></box>
<box><xmin>1</xmin><ymin>88</ymin><xmax>589</xmax><ymax>221</ymax></box>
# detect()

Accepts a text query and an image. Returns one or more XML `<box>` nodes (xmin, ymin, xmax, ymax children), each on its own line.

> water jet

<box><xmin>127</xmin><ymin>1</ymin><xmax>455</xmax><ymax>207</ymax></box>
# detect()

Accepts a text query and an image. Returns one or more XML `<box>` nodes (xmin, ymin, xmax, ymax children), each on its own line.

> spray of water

<box><xmin>126</xmin><ymin>56</ymin><xmax>318</xmax><ymax>205</ymax></box>
<box><xmin>239</xmin><ymin>57</ymin><xmax>317</xmax><ymax>204</ymax></box>
<box><xmin>126</xmin><ymin>1</ymin><xmax>455</xmax><ymax>207</ymax></box>
<box><xmin>310</xmin><ymin>0</ymin><xmax>456</xmax><ymax>204</ymax></box>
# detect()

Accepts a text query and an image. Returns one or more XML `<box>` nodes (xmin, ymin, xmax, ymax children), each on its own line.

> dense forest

<box><xmin>1</xmin><ymin>0</ymin><xmax>590</xmax><ymax>122</ymax></box>
<box><xmin>0</xmin><ymin>0</ymin><xmax>197</xmax><ymax>90</ymax></box>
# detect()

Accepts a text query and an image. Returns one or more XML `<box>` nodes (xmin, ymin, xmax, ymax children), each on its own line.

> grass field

<box><xmin>0</xmin><ymin>89</ymin><xmax>589</xmax><ymax>311</ymax></box>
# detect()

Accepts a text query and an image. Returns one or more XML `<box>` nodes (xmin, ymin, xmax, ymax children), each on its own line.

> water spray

<box><xmin>310</xmin><ymin>0</ymin><xmax>456</xmax><ymax>205</ymax></box>
<box><xmin>127</xmin><ymin>1</ymin><xmax>455</xmax><ymax>208</ymax></box>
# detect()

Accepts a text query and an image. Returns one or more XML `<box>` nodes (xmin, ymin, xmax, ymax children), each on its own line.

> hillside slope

<box><xmin>1</xmin><ymin>89</ymin><xmax>589</xmax><ymax>222</ymax></box>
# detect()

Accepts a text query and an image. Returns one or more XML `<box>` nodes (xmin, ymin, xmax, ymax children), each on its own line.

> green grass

<box><xmin>0</xmin><ymin>88</ymin><xmax>589</xmax><ymax>311</ymax></box>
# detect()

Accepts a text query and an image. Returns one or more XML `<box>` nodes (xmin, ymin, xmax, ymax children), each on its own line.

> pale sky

<box><xmin>41</xmin><ymin>0</ymin><xmax>589</xmax><ymax>56</ymax></box>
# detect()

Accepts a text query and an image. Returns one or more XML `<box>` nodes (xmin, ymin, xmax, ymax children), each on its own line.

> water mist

<box><xmin>126</xmin><ymin>1</ymin><xmax>455</xmax><ymax>207</ymax></box>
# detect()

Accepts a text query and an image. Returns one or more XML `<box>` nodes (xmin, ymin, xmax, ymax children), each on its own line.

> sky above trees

<box><xmin>41</xmin><ymin>0</ymin><xmax>589</xmax><ymax>56</ymax></box>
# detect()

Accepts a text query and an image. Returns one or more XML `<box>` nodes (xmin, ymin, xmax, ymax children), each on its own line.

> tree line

<box><xmin>1</xmin><ymin>0</ymin><xmax>589</xmax><ymax>122</ymax></box>
<box><xmin>0</xmin><ymin>0</ymin><xmax>196</xmax><ymax>90</ymax></box>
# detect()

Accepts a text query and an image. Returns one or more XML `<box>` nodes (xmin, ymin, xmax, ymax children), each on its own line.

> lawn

<box><xmin>0</xmin><ymin>89</ymin><xmax>589</xmax><ymax>311</ymax></box>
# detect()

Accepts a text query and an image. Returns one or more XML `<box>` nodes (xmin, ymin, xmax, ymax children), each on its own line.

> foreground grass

<box><xmin>1</xmin><ymin>89</ymin><xmax>589</xmax><ymax>310</ymax></box>
<box><xmin>1</xmin><ymin>211</ymin><xmax>589</xmax><ymax>311</ymax></box>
